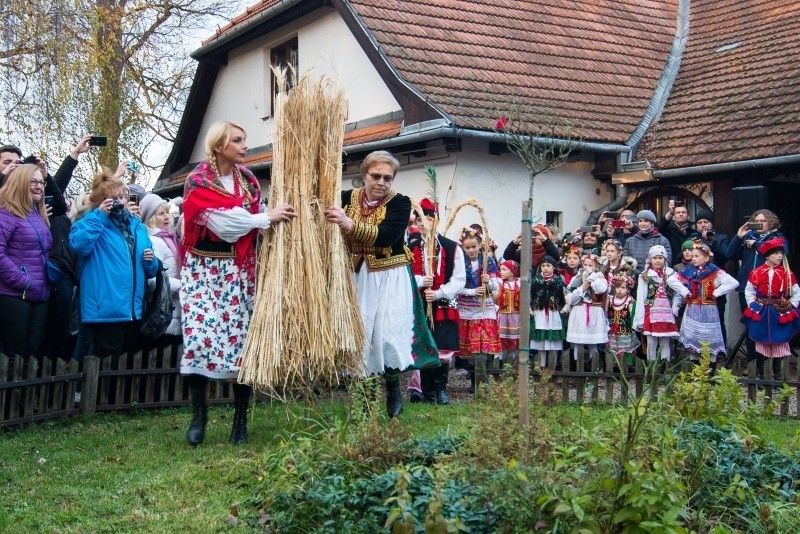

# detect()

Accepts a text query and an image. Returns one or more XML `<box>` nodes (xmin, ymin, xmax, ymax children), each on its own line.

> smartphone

<box><xmin>580</xmin><ymin>225</ymin><xmax>594</xmax><ymax>233</ymax></box>
<box><xmin>746</xmin><ymin>222</ymin><xmax>763</xmax><ymax>231</ymax></box>
<box><xmin>674</xmin><ymin>200</ymin><xmax>684</xmax><ymax>207</ymax></box>
<box><xmin>44</xmin><ymin>195</ymin><xmax>53</xmax><ymax>207</ymax></box>
<box><xmin>611</xmin><ymin>219</ymin><xmax>626</xmax><ymax>229</ymax></box>
<box><xmin>129</xmin><ymin>193</ymin><xmax>140</xmax><ymax>206</ymax></box>
<box><xmin>128</xmin><ymin>161</ymin><xmax>137</xmax><ymax>173</ymax></box>
<box><xmin>88</xmin><ymin>136</ymin><xmax>108</xmax><ymax>146</ymax></box>
<box><xmin>605</xmin><ymin>211</ymin><xmax>620</xmax><ymax>219</ymax></box>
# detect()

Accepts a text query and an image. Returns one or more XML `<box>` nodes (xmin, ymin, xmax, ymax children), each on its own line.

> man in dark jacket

<box><xmin>659</xmin><ymin>200</ymin><xmax>700</xmax><ymax>258</ymax></box>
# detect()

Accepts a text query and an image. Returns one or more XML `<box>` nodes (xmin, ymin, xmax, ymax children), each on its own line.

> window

<box><xmin>270</xmin><ymin>37</ymin><xmax>298</xmax><ymax>116</ymax></box>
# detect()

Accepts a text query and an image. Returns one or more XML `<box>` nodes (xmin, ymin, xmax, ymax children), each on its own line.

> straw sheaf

<box><xmin>239</xmin><ymin>69</ymin><xmax>364</xmax><ymax>394</ymax></box>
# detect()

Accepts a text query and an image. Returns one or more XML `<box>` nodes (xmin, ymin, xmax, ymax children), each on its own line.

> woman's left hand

<box><xmin>143</xmin><ymin>248</ymin><xmax>154</xmax><ymax>262</ymax></box>
<box><xmin>324</xmin><ymin>206</ymin><xmax>353</xmax><ymax>234</ymax></box>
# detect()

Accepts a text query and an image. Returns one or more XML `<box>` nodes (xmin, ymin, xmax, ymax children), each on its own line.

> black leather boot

<box><xmin>420</xmin><ymin>368</ymin><xmax>436</xmax><ymax>403</ymax></box>
<box><xmin>385</xmin><ymin>374</ymin><xmax>403</xmax><ymax>417</ymax></box>
<box><xmin>230</xmin><ymin>383</ymin><xmax>252</xmax><ymax>444</ymax></box>
<box><xmin>434</xmin><ymin>364</ymin><xmax>449</xmax><ymax>405</ymax></box>
<box><xmin>187</xmin><ymin>375</ymin><xmax>208</xmax><ymax>446</ymax></box>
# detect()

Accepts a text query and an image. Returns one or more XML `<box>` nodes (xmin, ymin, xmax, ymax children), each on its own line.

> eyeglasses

<box><xmin>30</xmin><ymin>180</ymin><xmax>46</xmax><ymax>187</ymax></box>
<box><xmin>366</xmin><ymin>172</ymin><xmax>394</xmax><ymax>183</ymax></box>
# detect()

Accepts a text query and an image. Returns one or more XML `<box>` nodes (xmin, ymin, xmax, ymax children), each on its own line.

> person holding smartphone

<box><xmin>726</xmin><ymin>209</ymin><xmax>789</xmax><ymax>368</ymax></box>
<box><xmin>659</xmin><ymin>199</ymin><xmax>700</xmax><ymax>259</ymax></box>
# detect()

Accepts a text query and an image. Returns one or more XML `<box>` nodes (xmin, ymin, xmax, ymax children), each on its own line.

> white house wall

<box><xmin>191</xmin><ymin>7</ymin><xmax>401</xmax><ymax>163</ymax></box>
<box><xmin>348</xmin><ymin>138</ymin><xmax>613</xmax><ymax>248</ymax></box>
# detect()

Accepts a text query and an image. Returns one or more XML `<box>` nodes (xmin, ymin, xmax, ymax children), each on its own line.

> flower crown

<box><xmin>563</xmin><ymin>245</ymin><xmax>582</xmax><ymax>258</ymax></box>
<box><xmin>612</xmin><ymin>273</ymin><xmax>635</xmax><ymax>288</ymax></box>
<box><xmin>582</xmin><ymin>252</ymin><xmax>600</xmax><ymax>264</ymax></box>
<box><xmin>460</xmin><ymin>226</ymin><xmax>482</xmax><ymax>241</ymax></box>
<box><xmin>688</xmin><ymin>238</ymin><xmax>713</xmax><ymax>256</ymax></box>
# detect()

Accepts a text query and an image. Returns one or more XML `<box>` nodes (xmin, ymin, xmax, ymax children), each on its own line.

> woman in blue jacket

<box><xmin>70</xmin><ymin>170</ymin><xmax>158</xmax><ymax>358</ymax></box>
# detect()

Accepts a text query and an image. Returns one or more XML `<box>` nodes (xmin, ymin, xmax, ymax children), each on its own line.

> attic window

<box><xmin>270</xmin><ymin>37</ymin><xmax>298</xmax><ymax>115</ymax></box>
<box><xmin>715</xmin><ymin>41</ymin><xmax>741</xmax><ymax>53</ymax></box>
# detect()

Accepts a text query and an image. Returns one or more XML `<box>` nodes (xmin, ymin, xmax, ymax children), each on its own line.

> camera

<box><xmin>705</xmin><ymin>230</ymin><xmax>715</xmax><ymax>239</ymax></box>
<box><xmin>111</xmin><ymin>199</ymin><xmax>125</xmax><ymax>212</ymax></box>
<box><xmin>22</xmin><ymin>154</ymin><xmax>39</xmax><ymax>164</ymax></box>
<box><xmin>746</xmin><ymin>222</ymin><xmax>763</xmax><ymax>231</ymax></box>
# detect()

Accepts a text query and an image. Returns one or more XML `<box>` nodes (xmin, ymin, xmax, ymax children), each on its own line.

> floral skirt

<box><xmin>498</xmin><ymin>311</ymin><xmax>520</xmax><ymax>350</ymax></box>
<box><xmin>643</xmin><ymin>296</ymin><xmax>678</xmax><ymax>337</ymax></box>
<box><xmin>458</xmin><ymin>318</ymin><xmax>501</xmax><ymax>355</ymax></box>
<box><xmin>179</xmin><ymin>255</ymin><xmax>255</xmax><ymax>380</ymax></box>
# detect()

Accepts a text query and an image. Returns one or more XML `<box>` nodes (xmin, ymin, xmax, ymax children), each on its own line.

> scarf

<box><xmin>532</xmin><ymin>240</ymin><xmax>546</xmax><ymax>266</ymax></box>
<box><xmin>155</xmin><ymin>229</ymin><xmax>180</xmax><ymax>264</ymax></box>
<box><xmin>464</xmin><ymin>252</ymin><xmax>499</xmax><ymax>288</ymax></box>
<box><xmin>680</xmin><ymin>262</ymin><xmax>720</xmax><ymax>298</ymax></box>
<box><xmin>181</xmin><ymin>161</ymin><xmax>260</xmax><ymax>268</ymax></box>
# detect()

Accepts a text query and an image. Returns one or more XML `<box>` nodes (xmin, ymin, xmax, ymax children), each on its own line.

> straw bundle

<box><xmin>442</xmin><ymin>198</ymin><xmax>492</xmax><ymax>308</ymax></box>
<box><xmin>239</xmin><ymin>69</ymin><xmax>364</xmax><ymax>392</ymax></box>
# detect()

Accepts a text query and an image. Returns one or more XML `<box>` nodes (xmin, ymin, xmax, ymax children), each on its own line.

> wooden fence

<box><xmin>1</xmin><ymin>341</ymin><xmax>233</xmax><ymax>428</ymax></box>
<box><xmin>3</xmin><ymin>344</ymin><xmax>799</xmax><ymax>428</ymax></box>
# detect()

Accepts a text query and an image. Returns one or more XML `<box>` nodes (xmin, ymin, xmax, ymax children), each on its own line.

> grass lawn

<box><xmin>2</xmin><ymin>400</ymin><xmax>799</xmax><ymax>532</ymax></box>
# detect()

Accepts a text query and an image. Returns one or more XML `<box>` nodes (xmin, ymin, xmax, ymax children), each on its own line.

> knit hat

<box><xmin>681</xmin><ymin>239</ymin><xmax>695</xmax><ymax>251</ymax></box>
<box><xmin>648</xmin><ymin>245</ymin><xmax>667</xmax><ymax>260</ymax></box>
<box><xmin>757</xmin><ymin>237</ymin><xmax>785</xmax><ymax>257</ymax></box>
<box><xmin>695</xmin><ymin>208</ymin><xmax>714</xmax><ymax>224</ymax></box>
<box><xmin>636</xmin><ymin>209</ymin><xmax>657</xmax><ymax>224</ymax></box>
<box><xmin>540</xmin><ymin>256</ymin><xmax>557</xmax><ymax>268</ymax></box>
<box><xmin>139</xmin><ymin>193</ymin><xmax>168</xmax><ymax>226</ymax></box>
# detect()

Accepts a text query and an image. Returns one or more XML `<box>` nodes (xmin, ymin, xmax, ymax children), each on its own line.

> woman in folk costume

<box><xmin>408</xmin><ymin>198</ymin><xmax>466</xmax><ymax>405</ymax></box>
<box><xmin>325</xmin><ymin>151</ymin><xmax>438</xmax><ymax>417</ymax></box>
<box><xmin>565</xmin><ymin>252</ymin><xmax>609</xmax><ymax>362</ymax></box>
<box><xmin>457</xmin><ymin>226</ymin><xmax>501</xmax><ymax>391</ymax></box>
<box><xmin>606</xmin><ymin>274</ymin><xmax>640</xmax><ymax>368</ymax></box>
<box><xmin>633</xmin><ymin>245</ymin><xmax>690</xmax><ymax>362</ymax></box>
<box><xmin>530</xmin><ymin>255</ymin><xmax>567</xmax><ymax>367</ymax></box>
<box><xmin>741</xmin><ymin>237</ymin><xmax>800</xmax><ymax>379</ymax></box>
<box><xmin>495</xmin><ymin>259</ymin><xmax>521</xmax><ymax>366</ymax></box>
<box><xmin>676</xmin><ymin>239</ymin><xmax>738</xmax><ymax>367</ymax></box>
<box><xmin>180</xmin><ymin>121</ymin><xmax>296</xmax><ymax>446</ymax></box>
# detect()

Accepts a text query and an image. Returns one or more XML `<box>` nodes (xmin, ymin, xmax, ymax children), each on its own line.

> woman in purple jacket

<box><xmin>0</xmin><ymin>164</ymin><xmax>52</xmax><ymax>356</ymax></box>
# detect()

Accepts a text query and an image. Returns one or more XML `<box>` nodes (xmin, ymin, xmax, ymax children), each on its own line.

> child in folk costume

<box><xmin>530</xmin><ymin>255</ymin><xmax>568</xmax><ymax>367</ymax></box>
<box><xmin>633</xmin><ymin>245</ymin><xmax>690</xmax><ymax>362</ymax></box>
<box><xmin>565</xmin><ymin>252</ymin><xmax>609</xmax><ymax>362</ymax></box>
<box><xmin>676</xmin><ymin>240</ymin><xmax>738</xmax><ymax>365</ymax></box>
<box><xmin>559</xmin><ymin>245</ymin><xmax>582</xmax><ymax>286</ymax></box>
<box><xmin>457</xmin><ymin>227</ymin><xmax>501</xmax><ymax>389</ymax></box>
<box><xmin>495</xmin><ymin>260</ymin><xmax>521</xmax><ymax>366</ymax></box>
<box><xmin>673</xmin><ymin>240</ymin><xmax>694</xmax><ymax>274</ymax></box>
<box><xmin>741</xmin><ymin>237</ymin><xmax>800</xmax><ymax>379</ymax></box>
<box><xmin>606</xmin><ymin>275</ymin><xmax>640</xmax><ymax>367</ymax></box>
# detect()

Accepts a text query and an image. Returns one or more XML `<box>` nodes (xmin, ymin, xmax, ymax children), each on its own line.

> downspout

<box><xmin>586</xmin><ymin>0</ymin><xmax>691</xmax><ymax>224</ymax></box>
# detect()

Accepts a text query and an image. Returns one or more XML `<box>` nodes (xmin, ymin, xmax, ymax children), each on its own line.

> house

<box><xmin>156</xmin><ymin>0</ymin><xmax>799</xmax><ymax>260</ymax></box>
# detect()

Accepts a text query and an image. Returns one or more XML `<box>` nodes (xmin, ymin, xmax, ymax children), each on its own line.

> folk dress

<box><xmin>677</xmin><ymin>263</ymin><xmax>738</xmax><ymax>358</ymax></box>
<box><xmin>742</xmin><ymin>263</ymin><xmax>800</xmax><ymax>358</ymax></box>
<box><xmin>496</xmin><ymin>279</ymin><xmax>521</xmax><ymax>351</ymax></box>
<box><xmin>457</xmin><ymin>254</ymin><xmax>501</xmax><ymax>355</ymax></box>
<box><xmin>632</xmin><ymin>267</ymin><xmax>689</xmax><ymax>338</ymax></box>
<box><xmin>566</xmin><ymin>271</ymin><xmax>609</xmax><ymax>345</ymax></box>
<box><xmin>530</xmin><ymin>274</ymin><xmax>567</xmax><ymax>351</ymax></box>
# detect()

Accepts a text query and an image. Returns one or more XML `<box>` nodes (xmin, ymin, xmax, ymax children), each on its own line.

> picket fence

<box><xmin>1</xmin><ymin>341</ymin><xmax>233</xmax><ymax>428</ymax></box>
<box><xmin>2</xmin><ymin>345</ymin><xmax>799</xmax><ymax>428</ymax></box>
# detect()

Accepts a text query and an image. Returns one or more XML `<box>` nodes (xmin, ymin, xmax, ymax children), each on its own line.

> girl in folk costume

<box><xmin>633</xmin><ymin>245</ymin><xmax>690</xmax><ymax>362</ymax></box>
<box><xmin>601</xmin><ymin>239</ymin><xmax>637</xmax><ymax>288</ymax></box>
<box><xmin>606</xmin><ymin>274</ymin><xmax>640</xmax><ymax>367</ymax></box>
<box><xmin>180</xmin><ymin>121</ymin><xmax>296</xmax><ymax>446</ymax></box>
<box><xmin>408</xmin><ymin>198</ymin><xmax>466</xmax><ymax>405</ymax></box>
<box><xmin>741</xmin><ymin>238</ymin><xmax>800</xmax><ymax>379</ymax></box>
<box><xmin>676</xmin><ymin>240</ymin><xmax>738</xmax><ymax>366</ymax></box>
<box><xmin>457</xmin><ymin>226</ymin><xmax>501</xmax><ymax>389</ymax></box>
<box><xmin>495</xmin><ymin>259</ymin><xmax>521</xmax><ymax>366</ymax></box>
<box><xmin>559</xmin><ymin>245</ymin><xmax>582</xmax><ymax>286</ymax></box>
<box><xmin>565</xmin><ymin>252</ymin><xmax>609</xmax><ymax>362</ymax></box>
<box><xmin>530</xmin><ymin>255</ymin><xmax>568</xmax><ymax>367</ymax></box>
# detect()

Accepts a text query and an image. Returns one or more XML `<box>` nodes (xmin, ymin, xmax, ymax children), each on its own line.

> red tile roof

<box><xmin>203</xmin><ymin>0</ymin><xmax>282</xmax><ymax>45</ymax></box>
<box><xmin>348</xmin><ymin>0</ymin><xmax>678</xmax><ymax>144</ymax></box>
<box><xmin>642</xmin><ymin>1</ymin><xmax>800</xmax><ymax>169</ymax></box>
<box><xmin>165</xmin><ymin>119</ymin><xmax>403</xmax><ymax>187</ymax></box>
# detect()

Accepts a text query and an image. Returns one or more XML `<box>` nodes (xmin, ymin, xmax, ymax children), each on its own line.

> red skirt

<box><xmin>459</xmin><ymin>318</ymin><xmax>502</xmax><ymax>355</ymax></box>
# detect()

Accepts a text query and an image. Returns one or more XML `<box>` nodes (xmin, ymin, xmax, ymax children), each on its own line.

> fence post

<box><xmin>80</xmin><ymin>356</ymin><xmax>100</xmax><ymax>415</ymax></box>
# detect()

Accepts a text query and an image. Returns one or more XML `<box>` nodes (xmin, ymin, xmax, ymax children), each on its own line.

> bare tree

<box><xmin>0</xmin><ymin>0</ymin><xmax>239</xmax><ymax>193</ymax></box>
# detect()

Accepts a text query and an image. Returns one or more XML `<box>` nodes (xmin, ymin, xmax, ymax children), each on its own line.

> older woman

<box><xmin>726</xmin><ymin>209</ymin><xmax>789</xmax><ymax>373</ymax></box>
<box><xmin>138</xmin><ymin>193</ymin><xmax>181</xmax><ymax>339</ymax></box>
<box><xmin>179</xmin><ymin>121</ymin><xmax>295</xmax><ymax>446</ymax></box>
<box><xmin>325</xmin><ymin>150</ymin><xmax>438</xmax><ymax>417</ymax></box>
<box><xmin>69</xmin><ymin>169</ymin><xmax>158</xmax><ymax>359</ymax></box>
<box><xmin>0</xmin><ymin>164</ymin><xmax>51</xmax><ymax>356</ymax></box>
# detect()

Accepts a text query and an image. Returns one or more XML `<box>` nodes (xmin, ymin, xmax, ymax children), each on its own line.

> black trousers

<box><xmin>0</xmin><ymin>296</ymin><xmax>48</xmax><ymax>356</ymax></box>
<box><xmin>88</xmin><ymin>321</ymin><xmax>141</xmax><ymax>358</ymax></box>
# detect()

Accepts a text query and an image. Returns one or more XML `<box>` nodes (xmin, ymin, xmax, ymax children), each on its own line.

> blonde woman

<box><xmin>179</xmin><ymin>121</ymin><xmax>295</xmax><ymax>446</ymax></box>
<box><xmin>0</xmin><ymin>164</ymin><xmax>51</xmax><ymax>356</ymax></box>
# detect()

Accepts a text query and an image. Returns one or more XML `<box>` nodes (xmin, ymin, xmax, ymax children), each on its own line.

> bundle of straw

<box><xmin>442</xmin><ymin>198</ymin><xmax>492</xmax><ymax>309</ymax></box>
<box><xmin>239</xmin><ymin>69</ymin><xmax>364</xmax><ymax>392</ymax></box>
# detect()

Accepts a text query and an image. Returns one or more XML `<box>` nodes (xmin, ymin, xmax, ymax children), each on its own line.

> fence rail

<box><xmin>2</xmin><ymin>344</ymin><xmax>799</xmax><ymax>428</ymax></box>
<box><xmin>1</xmin><ymin>341</ymin><xmax>233</xmax><ymax>428</ymax></box>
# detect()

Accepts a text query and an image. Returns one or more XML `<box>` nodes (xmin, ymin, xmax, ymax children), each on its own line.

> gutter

<box><xmin>652</xmin><ymin>154</ymin><xmax>800</xmax><ymax>179</ymax></box>
<box><xmin>190</xmin><ymin>0</ymin><xmax>307</xmax><ymax>59</ymax></box>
